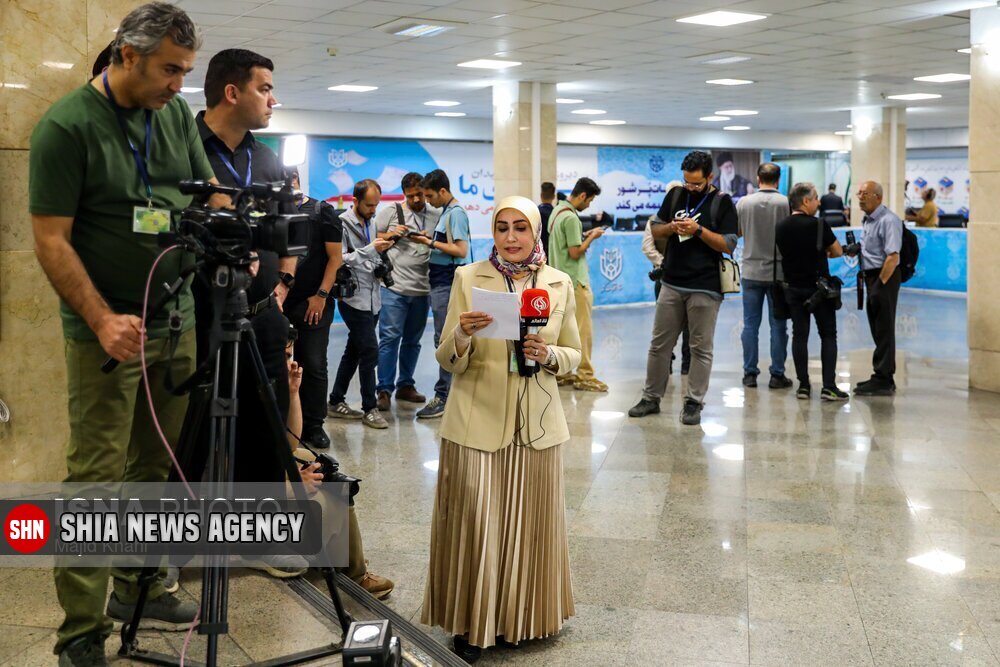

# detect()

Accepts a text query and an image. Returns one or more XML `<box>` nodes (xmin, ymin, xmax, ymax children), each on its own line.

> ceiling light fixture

<box><xmin>701</xmin><ymin>54</ymin><xmax>752</xmax><ymax>65</ymax></box>
<box><xmin>556</xmin><ymin>98</ymin><xmax>584</xmax><ymax>104</ymax></box>
<box><xmin>435</xmin><ymin>111</ymin><xmax>466</xmax><ymax>117</ymax></box>
<box><xmin>706</xmin><ymin>78</ymin><xmax>754</xmax><ymax>86</ymax></box>
<box><xmin>42</xmin><ymin>61</ymin><xmax>74</xmax><ymax>70</ymax></box>
<box><xmin>571</xmin><ymin>108</ymin><xmax>606</xmax><ymax>115</ymax></box>
<box><xmin>458</xmin><ymin>59</ymin><xmax>521</xmax><ymax>70</ymax></box>
<box><xmin>180</xmin><ymin>87</ymin><xmax>203</xmax><ymax>93</ymax></box>
<box><xmin>724</xmin><ymin>125</ymin><xmax>750</xmax><ymax>131</ymax></box>
<box><xmin>913</xmin><ymin>73</ymin><xmax>971</xmax><ymax>83</ymax></box>
<box><xmin>328</xmin><ymin>84</ymin><xmax>378</xmax><ymax>92</ymax></box>
<box><xmin>700</xmin><ymin>115</ymin><xmax>731</xmax><ymax>121</ymax></box>
<box><xmin>834</xmin><ymin>130</ymin><xmax>853</xmax><ymax>135</ymax></box>
<box><xmin>958</xmin><ymin>47</ymin><xmax>972</xmax><ymax>54</ymax></box>
<box><xmin>424</xmin><ymin>100</ymin><xmax>460</xmax><ymax>107</ymax></box>
<box><xmin>677</xmin><ymin>10</ymin><xmax>767</xmax><ymax>27</ymax></box>
<box><xmin>716</xmin><ymin>109</ymin><xmax>757</xmax><ymax>116</ymax></box>
<box><xmin>886</xmin><ymin>93</ymin><xmax>942</xmax><ymax>100</ymax></box>
<box><xmin>590</xmin><ymin>119</ymin><xmax>626</xmax><ymax>125</ymax></box>
<box><xmin>393</xmin><ymin>23</ymin><xmax>453</xmax><ymax>38</ymax></box>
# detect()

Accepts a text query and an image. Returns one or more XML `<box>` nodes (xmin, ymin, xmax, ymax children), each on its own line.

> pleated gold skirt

<box><xmin>421</xmin><ymin>439</ymin><xmax>575</xmax><ymax>649</ymax></box>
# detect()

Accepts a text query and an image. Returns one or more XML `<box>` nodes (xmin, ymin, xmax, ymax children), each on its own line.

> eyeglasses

<box><xmin>683</xmin><ymin>179</ymin><xmax>709</xmax><ymax>190</ymax></box>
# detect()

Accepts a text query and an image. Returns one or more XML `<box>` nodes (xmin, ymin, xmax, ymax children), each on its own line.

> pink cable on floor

<box><xmin>139</xmin><ymin>245</ymin><xmax>201</xmax><ymax>662</ymax></box>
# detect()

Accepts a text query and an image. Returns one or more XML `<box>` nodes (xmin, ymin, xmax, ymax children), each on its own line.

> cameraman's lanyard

<box><xmin>103</xmin><ymin>71</ymin><xmax>171</xmax><ymax>236</ymax></box>
<box><xmin>211</xmin><ymin>142</ymin><xmax>252</xmax><ymax>187</ymax></box>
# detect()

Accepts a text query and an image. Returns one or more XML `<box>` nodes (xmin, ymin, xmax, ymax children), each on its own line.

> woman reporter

<box><xmin>421</xmin><ymin>196</ymin><xmax>582</xmax><ymax>662</ymax></box>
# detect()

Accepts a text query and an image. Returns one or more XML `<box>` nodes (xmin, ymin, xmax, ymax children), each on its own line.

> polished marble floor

<box><xmin>3</xmin><ymin>291</ymin><xmax>999</xmax><ymax>666</ymax></box>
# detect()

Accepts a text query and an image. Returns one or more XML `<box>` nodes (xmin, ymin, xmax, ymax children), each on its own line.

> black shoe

<box><xmin>796</xmin><ymin>384</ymin><xmax>811</xmax><ymax>400</ymax></box>
<box><xmin>453</xmin><ymin>635</ymin><xmax>483</xmax><ymax>663</ymax></box>
<box><xmin>854</xmin><ymin>382</ymin><xmax>895</xmax><ymax>396</ymax></box>
<box><xmin>628</xmin><ymin>398</ymin><xmax>660</xmax><ymax>418</ymax></box>
<box><xmin>680</xmin><ymin>399</ymin><xmax>702</xmax><ymax>425</ymax></box>
<box><xmin>821</xmin><ymin>386</ymin><xmax>850</xmax><ymax>402</ymax></box>
<box><xmin>301</xmin><ymin>427</ymin><xmax>330</xmax><ymax>449</ymax></box>
<box><xmin>58</xmin><ymin>634</ymin><xmax>108</xmax><ymax>667</ymax></box>
<box><xmin>742</xmin><ymin>373</ymin><xmax>757</xmax><ymax>388</ymax></box>
<box><xmin>768</xmin><ymin>374</ymin><xmax>793</xmax><ymax>389</ymax></box>
<box><xmin>106</xmin><ymin>591</ymin><xmax>197</xmax><ymax>631</ymax></box>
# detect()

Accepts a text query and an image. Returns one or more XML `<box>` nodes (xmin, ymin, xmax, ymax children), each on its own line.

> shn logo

<box><xmin>600</xmin><ymin>247</ymin><xmax>623</xmax><ymax>282</ymax></box>
<box><xmin>531</xmin><ymin>296</ymin><xmax>548</xmax><ymax>313</ymax></box>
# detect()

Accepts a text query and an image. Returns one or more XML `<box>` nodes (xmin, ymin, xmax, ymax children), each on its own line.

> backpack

<box><xmin>899</xmin><ymin>222</ymin><xmax>919</xmax><ymax>282</ymax></box>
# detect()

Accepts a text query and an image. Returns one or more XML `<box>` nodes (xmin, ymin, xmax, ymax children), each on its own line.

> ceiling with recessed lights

<box><xmin>177</xmin><ymin>0</ymin><xmax>982</xmax><ymax>133</ymax></box>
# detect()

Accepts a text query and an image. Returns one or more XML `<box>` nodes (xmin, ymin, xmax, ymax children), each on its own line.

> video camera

<box><xmin>164</xmin><ymin>179</ymin><xmax>310</xmax><ymax>264</ymax></box>
<box><xmin>842</xmin><ymin>230</ymin><xmax>861</xmax><ymax>257</ymax></box>
<box><xmin>805</xmin><ymin>275</ymin><xmax>844</xmax><ymax>312</ymax></box>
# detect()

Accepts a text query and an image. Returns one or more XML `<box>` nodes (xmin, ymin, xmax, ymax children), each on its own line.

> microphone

<box><xmin>520</xmin><ymin>288</ymin><xmax>551</xmax><ymax>368</ymax></box>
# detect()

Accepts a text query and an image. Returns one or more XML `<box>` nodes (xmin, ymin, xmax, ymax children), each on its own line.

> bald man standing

<box><xmin>851</xmin><ymin>181</ymin><xmax>902</xmax><ymax>396</ymax></box>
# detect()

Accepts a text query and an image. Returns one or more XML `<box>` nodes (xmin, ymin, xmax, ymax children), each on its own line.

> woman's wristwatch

<box><xmin>542</xmin><ymin>349</ymin><xmax>557</xmax><ymax>369</ymax></box>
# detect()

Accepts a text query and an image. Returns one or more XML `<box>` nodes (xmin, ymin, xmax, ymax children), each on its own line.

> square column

<box><xmin>492</xmin><ymin>81</ymin><xmax>557</xmax><ymax>204</ymax></box>
<box><xmin>968</xmin><ymin>7</ymin><xmax>1000</xmax><ymax>392</ymax></box>
<box><xmin>849</xmin><ymin>107</ymin><xmax>907</xmax><ymax>222</ymax></box>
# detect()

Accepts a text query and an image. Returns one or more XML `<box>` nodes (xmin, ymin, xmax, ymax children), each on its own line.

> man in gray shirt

<box><xmin>736</xmin><ymin>163</ymin><xmax>791</xmax><ymax>389</ymax></box>
<box><xmin>373</xmin><ymin>172</ymin><xmax>439</xmax><ymax>412</ymax></box>
<box><xmin>851</xmin><ymin>180</ymin><xmax>903</xmax><ymax>396</ymax></box>
<box><xmin>328</xmin><ymin>179</ymin><xmax>395</xmax><ymax>428</ymax></box>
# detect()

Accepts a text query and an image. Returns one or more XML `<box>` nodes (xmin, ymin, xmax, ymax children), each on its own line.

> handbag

<box><xmin>719</xmin><ymin>256</ymin><xmax>741</xmax><ymax>294</ymax></box>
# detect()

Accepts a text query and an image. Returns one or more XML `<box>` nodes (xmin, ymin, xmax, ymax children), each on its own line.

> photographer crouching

<box><xmin>775</xmin><ymin>183</ymin><xmax>848</xmax><ymax>401</ymax></box>
<box><xmin>29</xmin><ymin>4</ymin><xmax>217</xmax><ymax>665</ymax></box>
<box><xmin>327</xmin><ymin>179</ymin><xmax>396</xmax><ymax>429</ymax></box>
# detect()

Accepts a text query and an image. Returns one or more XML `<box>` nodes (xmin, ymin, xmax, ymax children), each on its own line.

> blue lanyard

<box><xmin>211</xmin><ymin>142</ymin><xmax>252</xmax><ymax>187</ymax></box>
<box><xmin>361</xmin><ymin>217</ymin><xmax>371</xmax><ymax>244</ymax></box>
<box><xmin>102</xmin><ymin>71</ymin><xmax>153</xmax><ymax>204</ymax></box>
<box><xmin>685</xmin><ymin>191</ymin><xmax>709</xmax><ymax>218</ymax></box>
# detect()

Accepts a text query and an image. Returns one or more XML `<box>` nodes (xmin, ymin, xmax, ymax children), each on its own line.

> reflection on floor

<box><xmin>3</xmin><ymin>292</ymin><xmax>999</xmax><ymax>666</ymax></box>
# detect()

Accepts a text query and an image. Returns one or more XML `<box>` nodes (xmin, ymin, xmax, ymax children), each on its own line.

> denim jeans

<box><xmin>741</xmin><ymin>278</ymin><xmax>788</xmax><ymax>377</ymax></box>
<box><xmin>376</xmin><ymin>287</ymin><xmax>429</xmax><ymax>394</ymax></box>
<box><xmin>329</xmin><ymin>301</ymin><xmax>380</xmax><ymax>412</ymax></box>
<box><xmin>429</xmin><ymin>283</ymin><xmax>453</xmax><ymax>400</ymax></box>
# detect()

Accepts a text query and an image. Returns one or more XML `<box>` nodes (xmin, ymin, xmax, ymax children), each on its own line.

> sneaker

<box><xmin>395</xmin><ymin>386</ymin><xmax>426</xmax><ymax>404</ymax></box>
<box><xmin>58</xmin><ymin>634</ymin><xmax>108</xmax><ymax>667</ymax></box>
<box><xmin>376</xmin><ymin>391</ymin><xmax>391</xmax><ymax>412</ymax></box>
<box><xmin>363</xmin><ymin>409</ymin><xmax>389</xmax><ymax>429</ymax></box>
<box><xmin>768</xmin><ymin>374</ymin><xmax>793</xmax><ymax>389</ymax></box>
<box><xmin>163</xmin><ymin>566</ymin><xmax>180</xmax><ymax>594</ymax></box>
<box><xmin>355</xmin><ymin>571</ymin><xmax>394</xmax><ymax>599</ymax></box>
<box><xmin>106</xmin><ymin>591</ymin><xmax>197</xmax><ymax>631</ymax></box>
<box><xmin>796</xmin><ymin>384</ymin><xmax>811</xmax><ymax>400</ymax></box>
<box><xmin>556</xmin><ymin>374</ymin><xmax>578</xmax><ymax>387</ymax></box>
<box><xmin>416</xmin><ymin>396</ymin><xmax>446</xmax><ymax>419</ymax></box>
<box><xmin>240</xmin><ymin>553</ymin><xmax>308</xmax><ymax>578</ymax></box>
<box><xmin>573</xmin><ymin>377</ymin><xmax>609</xmax><ymax>392</ymax></box>
<box><xmin>328</xmin><ymin>402</ymin><xmax>362</xmax><ymax>419</ymax></box>
<box><xmin>854</xmin><ymin>382</ymin><xmax>895</xmax><ymax>396</ymax></box>
<box><xmin>628</xmin><ymin>398</ymin><xmax>660</xmax><ymax>418</ymax></box>
<box><xmin>301</xmin><ymin>427</ymin><xmax>330</xmax><ymax>450</ymax></box>
<box><xmin>680</xmin><ymin>399</ymin><xmax>702</xmax><ymax>425</ymax></box>
<box><xmin>742</xmin><ymin>373</ymin><xmax>757</xmax><ymax>388</ymax></box>
<box><xmin>821</xmin><ymin>386</ymin><xmax>850</xmax><ymax>402</ymax></box>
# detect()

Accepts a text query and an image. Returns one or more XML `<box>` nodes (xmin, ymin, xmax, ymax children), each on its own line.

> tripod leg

<box><xmin>118</xmin><ymin>566</ymin><xmax>161</xmax><ymax>656</ymax></box>
<box><xmin>322</xmin><ymin>568</ymin><xmax>353</xmax><ymax>635</ymax></box>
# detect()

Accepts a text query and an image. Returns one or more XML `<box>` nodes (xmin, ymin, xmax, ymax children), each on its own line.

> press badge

<box><xmin>133</xmin><ymin>206</ymin><xmax>171</xmax><ymax>234</ymax></box>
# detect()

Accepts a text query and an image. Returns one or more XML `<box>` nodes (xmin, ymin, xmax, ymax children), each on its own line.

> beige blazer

<box><xmin>435</xmin><ymin>261</ymin><xmax>582</xmax><ymax>453</ymax></box>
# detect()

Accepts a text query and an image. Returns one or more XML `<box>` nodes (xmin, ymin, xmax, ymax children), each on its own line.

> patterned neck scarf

<box><xmin>489</xmin><ymin>195</ymin><xmax>548</xmax><ymax>278</ymax></box>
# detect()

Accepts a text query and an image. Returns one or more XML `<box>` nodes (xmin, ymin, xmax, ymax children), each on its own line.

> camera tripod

<box><xmin>116</xmin><ymin>258</ymin><xmax>353</xmax><ymax>667</ymax></box>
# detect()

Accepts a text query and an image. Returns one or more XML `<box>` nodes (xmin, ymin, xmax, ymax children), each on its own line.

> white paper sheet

<box><xmin>471</xmin><ymin>287</ymin><xmax>520</xmax><ymax>340</ymax></box>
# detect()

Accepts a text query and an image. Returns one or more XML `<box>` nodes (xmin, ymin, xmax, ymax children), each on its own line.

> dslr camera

<box><xmin>313</xmin><ymin>452</ymin><xmax>361</xmax><ymax>505</ymax></box>
<box><xmin>842</xmin><ymin>230</ymin><xmax>861</xmax><ymax>257</ymax></box>
<box><xmin>804</xmin><ymin>275</ymin><xmax>844</xmax><ymax>312</ymax></box>
<box><xmin>373</xmin><ymin>251</ymin><xmax>395</xmax><ymax>289</ymax></box>
<box><xmin>331</xmin><ymin>264</ymin><xmax>358</xmax><ymax>300</ymax></box>
<box><xmin>648</xmin><ymin>266</ymin><xmax>663</xmax><ymax>282</ymax></box>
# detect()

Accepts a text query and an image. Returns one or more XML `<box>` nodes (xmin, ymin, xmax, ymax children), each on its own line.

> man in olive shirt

<box><xmin>29</xmin><ymin>5</ymin><xmax>210</xmax><ymax>665</ymax></box>
<box><xmin>548</xmin><ymin>177</ymin><xmax>607</xmax><ymax>392</ymax></box>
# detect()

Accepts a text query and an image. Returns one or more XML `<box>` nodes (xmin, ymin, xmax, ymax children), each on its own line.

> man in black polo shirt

<box><xmin>630</xmin><ymin>151</ymin><xmax>739</xmax><ymax>425</ymax></box>
<box><xmin>284</xmin><ymin>168</ymin><xmax>342</xmax><ymax>448</ymax></box>
<box><xmin>196</xmin><ymin>49</ymin><xmax>306</xmax><ymax>576</ymax></box>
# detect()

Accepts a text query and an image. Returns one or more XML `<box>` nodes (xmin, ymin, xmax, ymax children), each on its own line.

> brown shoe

<box><xmin>556</xmin><ymin>374</ymin><xmax>578</xmax><ymax>387</ymax></box>
<box><xmin>376</xmin><ymin>391</ymin><xmax>391</xmax><ymax>412</ymax></box>
<box><xmin>395</xmin><ymin>386</ymin><xmax>426</xmax><ymax>404</ymax></box>
<box><xmin>355</xmin><ymin>571</ymin><xmax>394</xmax><ymax>599</ymax></box>
<box><xmin>574</xmin><ymin>377</ymin><xmax>609</xmax><ymax>392</ymax></box>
